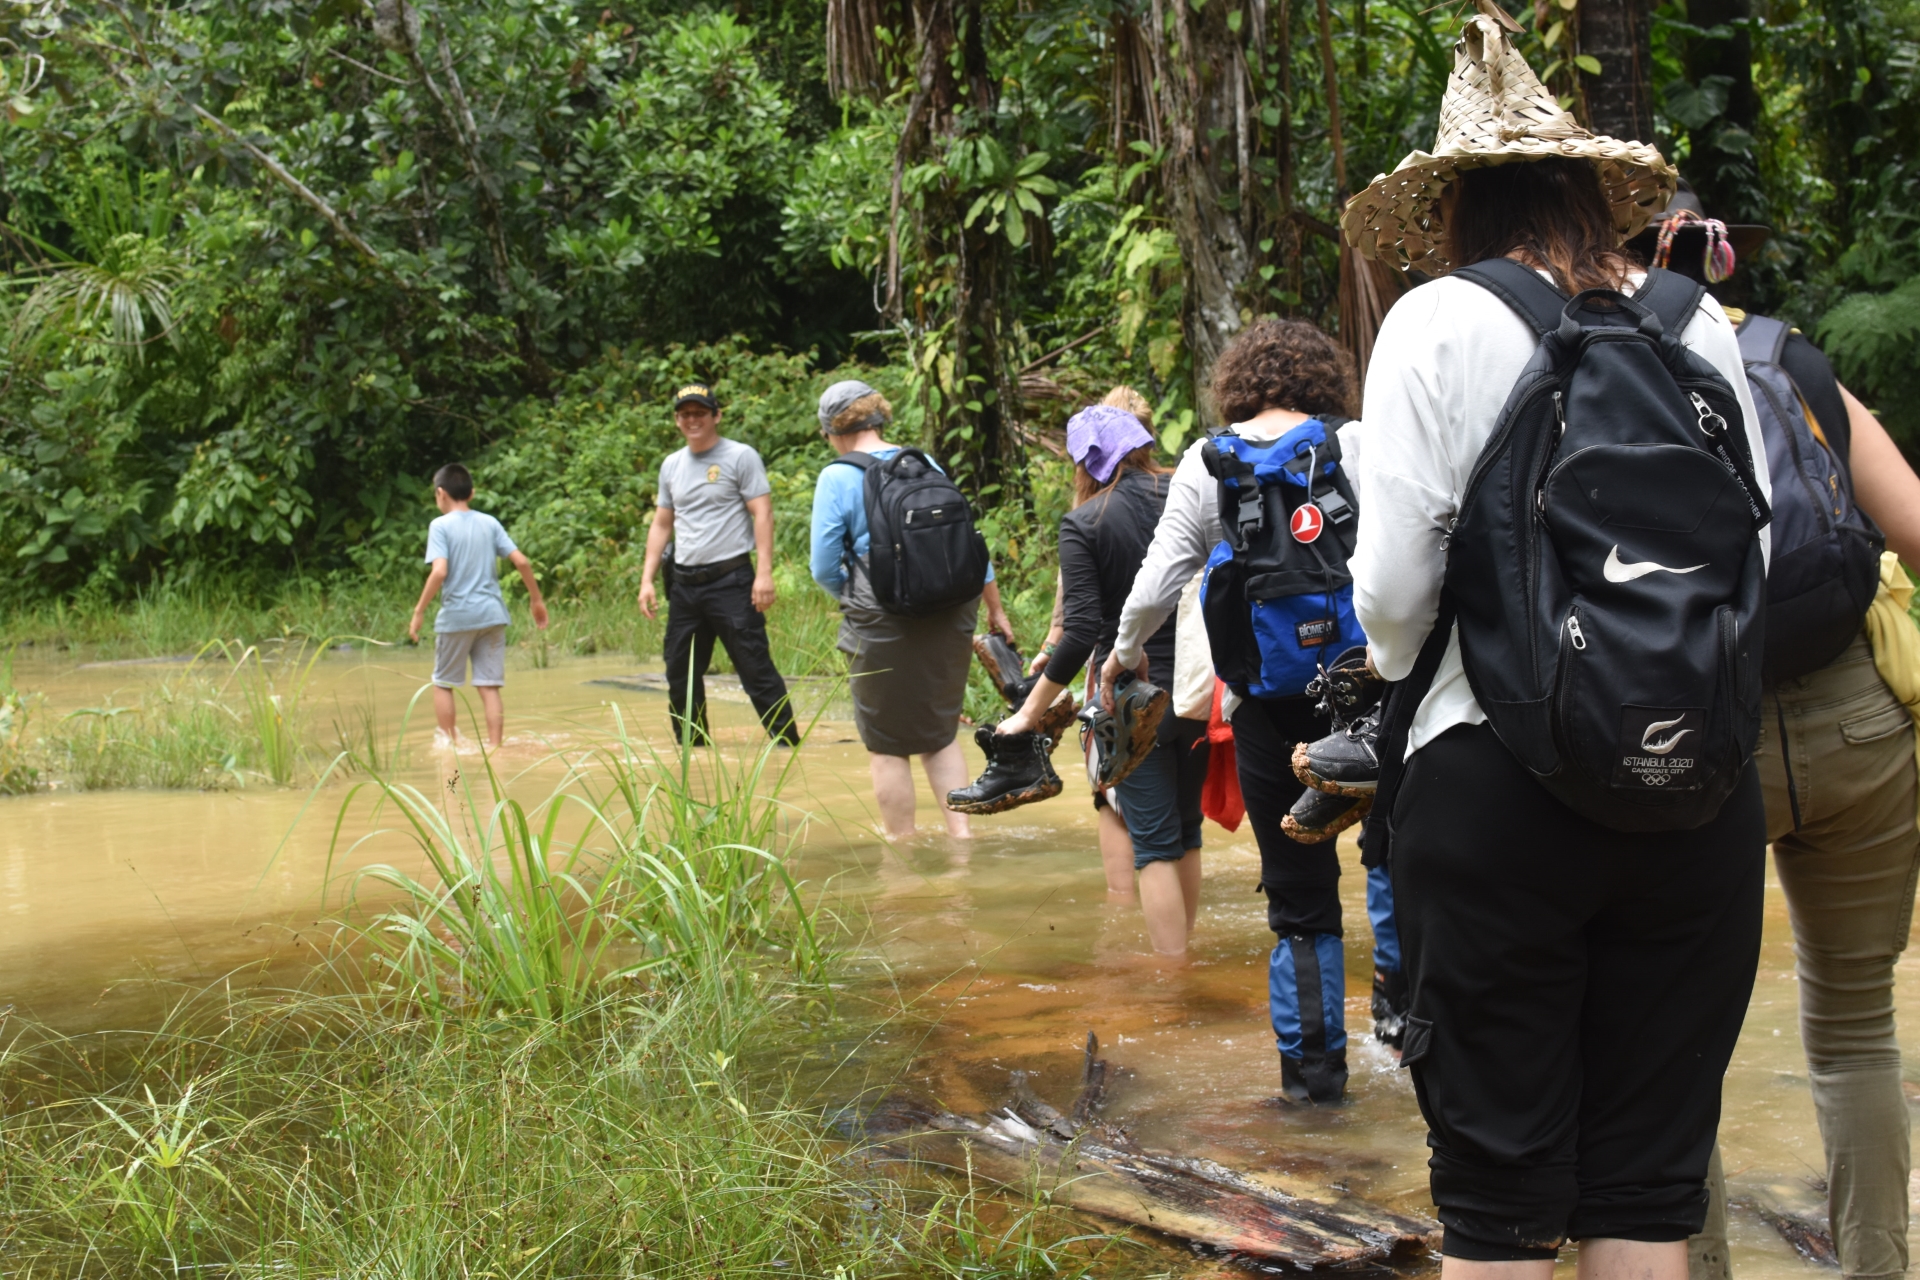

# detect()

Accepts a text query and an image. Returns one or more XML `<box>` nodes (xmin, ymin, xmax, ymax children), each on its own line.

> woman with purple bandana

<box><xmin>979</xmin><ymin>403</ymin><xmax>1210</xmax><ymax>956</ymax></box>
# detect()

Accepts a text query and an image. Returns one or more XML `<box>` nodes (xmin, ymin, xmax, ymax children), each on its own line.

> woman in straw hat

<box><xmin>1340</xmin><ymin>3</ymin><xmax>1771</xmax><ymax>1276</ymax></box>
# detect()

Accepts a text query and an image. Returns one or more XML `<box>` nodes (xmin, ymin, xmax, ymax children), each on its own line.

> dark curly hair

<box><xmin>1209</xmin><ymin>319</ymin><xmax>1357</xmax><ymax>425</ymax></box>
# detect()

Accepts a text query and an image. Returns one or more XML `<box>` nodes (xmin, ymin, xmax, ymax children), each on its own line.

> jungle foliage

<box><xmin>0</xmin><ymin>0</ymin><xmax>1915</xmax><ymax>606</ymax></box>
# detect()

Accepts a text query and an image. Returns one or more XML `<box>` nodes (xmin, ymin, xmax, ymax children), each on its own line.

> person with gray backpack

<box><xmin>1639</xmin><ymin>190</ymin><xmax>1920</xmax><ymax>1280</ymax></box>
<box><xmin>1337</xmin><ymin>6</ymin><xmax>1772</xmax><ymax>1275</ymax></box>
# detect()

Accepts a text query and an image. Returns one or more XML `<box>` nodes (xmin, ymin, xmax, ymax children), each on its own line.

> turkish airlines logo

<box><xmin>1603</xmin><ymin>545</ymin><xmax>1706</xmax><ymax>583</ymax></box>
<box><xmin>1290</xmin><ymin>503</ymin><xmax>1324</xmax><ymax>543</ymax></box>
<box><xmin>1639</xmin><ymin>716</ymin><xmax>1694</xmax><ymax>755</ymax></box>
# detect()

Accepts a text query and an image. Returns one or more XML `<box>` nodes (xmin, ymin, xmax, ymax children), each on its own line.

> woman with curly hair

<box><xmin>1099</xmin><ymin>317</ymin><xmax>1404</xmax><ymax>1106</ymax></box>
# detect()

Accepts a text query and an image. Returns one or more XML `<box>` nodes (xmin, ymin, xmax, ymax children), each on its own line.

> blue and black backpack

<box><xmin>1198</xmin><ymin>416</ymin><xmax>1366</xmax><ymax>699</ymax></box>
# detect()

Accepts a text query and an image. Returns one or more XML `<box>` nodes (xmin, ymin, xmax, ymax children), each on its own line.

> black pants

<box><xmin>1232</xmin><ymin>694</ymin><xmax>1339</xmax><ymax>935</ymax></box>
<box><xmin>663</xmin><ymin>566</ymin><xmax>798</xmax><ymax>745</ymax></box>
<box><xmin>1391</xmin><ymin>722</ymin><xmax>1764</xmax><ymax>1259</ymax></box>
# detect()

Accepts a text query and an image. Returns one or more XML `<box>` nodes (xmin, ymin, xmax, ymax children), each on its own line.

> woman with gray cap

<box><xmin>809</xmin><ymin>379</ymin><xmax>1016</xmax><ymax>838</ymax></box>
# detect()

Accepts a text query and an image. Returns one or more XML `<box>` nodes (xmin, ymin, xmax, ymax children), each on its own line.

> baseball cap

<box><xmin>673</xmin><ymin>382</ymin><xmax>719</xmax><ymax>412</ymax></box>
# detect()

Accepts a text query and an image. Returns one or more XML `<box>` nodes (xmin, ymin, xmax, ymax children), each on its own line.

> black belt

<box><xmin>675</xmin><ymin>553</ymin><xmax>752</xmax><ymax>586</ymax></box>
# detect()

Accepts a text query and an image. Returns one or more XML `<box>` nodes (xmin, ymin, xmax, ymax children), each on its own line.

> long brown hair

<box><xmin>1445</xmin><ymin>157</ymin><xmax>1634</xmax><ymax>293</ymax></box>
<box><xmin>1072</xmin><ymin>443</ymin><xmax>1167</xmax><ymax>508</ymax></box>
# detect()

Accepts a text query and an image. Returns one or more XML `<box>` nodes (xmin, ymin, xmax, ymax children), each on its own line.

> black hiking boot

<box><xmin>973</xmin><ymin>634</ymin><xmax>1035</xmax><ymax>707</ymax></box>
<box><xmin>1306</xmin><ymin>645</ymin><xmax>1383</xmax><ymax>724</ymax></box>
<box><xmin>1292</xmin><ymin>646</ymin><xmax>1385</xmax><ymax>797</ymax></box>
<box><xmin>1281</xmin><ymin>787</ymin><xmax>1371</xmax><ymax>844</ymax></box>
<box><xmin>1372</xmin><ymin>966</ymin><xmax>1410</xmax><ymax>1051</ymax></box>
<box><xmin>1277</xmin><ymin>1051</ymin><xmax>1349</xmax><ymax>1106</ymax></box>
<box><xmin>947</xmin><ymin>725</ymin><xmax>1063</xmax><ymax>815</ymax></box>
<box><xmin>1292</xmin><ymin>703</ymin><xmax>1383</xmax><ymax>797</ymax></box>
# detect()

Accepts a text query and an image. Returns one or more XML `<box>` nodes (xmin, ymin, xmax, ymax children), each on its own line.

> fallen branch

<box><xmin>1017</xmin><ymin>324</ymin><xmax>1110</xmax><ymax>375</ymax></box>
<box><xmin>859</xmin><ymin>1033</ymin><xmax>1437</xmax><ymax>1266</ymax></box>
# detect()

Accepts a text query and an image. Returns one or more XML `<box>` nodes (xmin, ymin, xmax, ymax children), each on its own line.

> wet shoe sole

<box><xmin>1281</xmin><ymin>797</ymin><xmax>1370</xmax><ymax>844</ymax></box>
<box><xmin>1035</xmin><ymin>690</ymin><xmax>1078</xmax><ymax>746</ymax></box>
<box><xmin>946</xmin><ymin>774</ymin><xmax>1064</xmax><ymax>815</ymax></box>
<box><xmin>1103</xmin><ymin>683</ymin><xmax>1169</xmax><ymax>789</ymax></box>
<box><xmin>1291</xmin><ymin>742</ymin><xmax>1378</xmax><ymax>797</ymax></box>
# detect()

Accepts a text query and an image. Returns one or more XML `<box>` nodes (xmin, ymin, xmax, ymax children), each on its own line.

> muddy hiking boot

<box><xmin>947</xmin><ymin>725</ymin><xmax>1064</xmax><ymax>815</ymax></box>
<box><xmin>974</xmin><ymin>633</ymin><xmax>1036</xmax><ymax>706</ymax></box>
<box><xmin>1292</xmin><ymin>646</ymin><xmax>1386</xmax><ymax>798</ymax></box>
<box><xmin>1372</xmin><ymin>966</ymin><xmax>1410</xmax><ymax>1051</ymax></box>
<box><xmin>974</xmin><ymin>634</ymin><xmax>1078</xmax><ymax>748</ymax></box>
<box><xmin>1082</xmin><ymin>670</ymin><xmax>1169</xmax><ymax>791</ymax></box>
<box><xmin>1281</xmin><ymin>787</ymin><xmax>1372</xmax><ymax>844</ymax></box>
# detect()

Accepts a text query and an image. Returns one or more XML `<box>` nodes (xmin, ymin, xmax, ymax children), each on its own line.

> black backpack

<box><xmin>830</xmin><ymin>448</ymin><xmax>990</xmax><ymax>616</ymax></box>
<box><xmin>1737</xmin><ymin>314</ymin><xmax>1884</xmax><ymax>685</ymax></box>
<box><xmin>1435</xmin><ymin>259</ymin><xmax>1770</xmax><ymax>832</ymax></box>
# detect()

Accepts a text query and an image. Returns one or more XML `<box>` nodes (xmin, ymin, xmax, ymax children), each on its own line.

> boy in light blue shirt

<box><xmin>408</xmin><ymin>463</ymin><xmax>549</xmax><ymax>747</ymax></box>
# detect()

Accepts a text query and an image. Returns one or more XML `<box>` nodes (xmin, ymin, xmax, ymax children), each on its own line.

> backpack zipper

<box><xmin>1566</xmin><ymin>613</ymin><xmax>1586</xmax><ymax>650</ymax></box>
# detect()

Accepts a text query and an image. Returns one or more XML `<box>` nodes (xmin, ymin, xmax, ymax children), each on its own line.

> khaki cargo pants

<box><xmin>1691</xmin><ymin>635</ymin><xmax>1920</xmax><ymax>1280</ymax></box>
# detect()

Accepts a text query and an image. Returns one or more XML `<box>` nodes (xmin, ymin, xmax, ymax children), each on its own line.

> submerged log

<box><xmin>861</xmin><ymin>1032</ymin><xmax>1437</xmax><ymax>1267</ymax></box>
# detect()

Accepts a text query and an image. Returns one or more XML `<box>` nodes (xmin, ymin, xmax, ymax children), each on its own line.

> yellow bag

<box><xmin>1864</xmin><ymin>551</ymin><xmax>1920</xmax><ymax>828</ymax></box>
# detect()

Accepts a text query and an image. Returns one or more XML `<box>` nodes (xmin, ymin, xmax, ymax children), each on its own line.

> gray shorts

<box><xmin>433</xmin><ymin>625</ymin><xmax>507</xmax><ymax>687</ymax></box>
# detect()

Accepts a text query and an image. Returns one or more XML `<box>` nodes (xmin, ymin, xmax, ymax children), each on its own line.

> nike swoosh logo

<box><xmin>1604</xmin><ymin>545</ymin><xmax>1707</xmax><ymax>583</ymax></box>
<box><xmin>1641</xmin><ymin>717</ymin><xmax>1695</xmax><ymax>755</ymax></box>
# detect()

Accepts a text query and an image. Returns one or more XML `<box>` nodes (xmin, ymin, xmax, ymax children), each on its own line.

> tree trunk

<box><xmin>1579</xmin><ymin>0</ymin><xmax>1653</xmax><ymax>141</ymax></box>
<box><xmin>1684</xmin><ymin>0</ymin><xmax>1764</xmax><ymax>223</ymax></box>
<box><xmin>1146</xmin><ymin>0</ymin><xmax>1253</xmax><ymax>419</ymax></box>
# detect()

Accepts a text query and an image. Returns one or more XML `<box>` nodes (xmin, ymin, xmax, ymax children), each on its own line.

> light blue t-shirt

<box><xmin>808</xmin><ymin>447</ymin><xmax>994</xmax><ymax>595</ymax></box>
<box><xmin>426</xmin><ymin>509</ymin><xmax>518</xmax><ymax>632</ymax></box>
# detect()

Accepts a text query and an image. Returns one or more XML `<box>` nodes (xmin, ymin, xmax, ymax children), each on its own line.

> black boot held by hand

<box><xmin>947</xmin><ymin>725</ymin><xmax>1063</xmax><ymax>815</ymax></box>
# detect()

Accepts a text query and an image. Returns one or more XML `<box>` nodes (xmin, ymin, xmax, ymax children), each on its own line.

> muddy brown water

<box><xmin>2</xmin><ymin>647</ymin><xmax>1905</xmax><ymax>1276</ymax></box>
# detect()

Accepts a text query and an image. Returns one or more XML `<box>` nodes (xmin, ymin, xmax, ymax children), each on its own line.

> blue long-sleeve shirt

<box><xmin>809</xmin><ymin>447</ymin><xmax>995</xmax><ymax>594</ymax></box>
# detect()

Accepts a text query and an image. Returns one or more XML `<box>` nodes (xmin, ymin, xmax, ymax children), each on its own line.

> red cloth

<box><xmin>1200</xmin><ymin>679</ymin><xmax>1244</xmax><ymax>831</ymax></box>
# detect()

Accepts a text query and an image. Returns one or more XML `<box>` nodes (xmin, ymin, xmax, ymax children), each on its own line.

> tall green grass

<box><xmin>0</xmin><ymin>986</ymin><xmax>1126</xmax><ymax>1277</ymax></box>
<box><xmin>24</xmin><ymin>640</ymin><xmax>349</xmax><ymax>791</ymax></box>
<box><xmin>334</xmin><ymin>708</ymin><xmax>823</xmax><ymax>1023</ymax></box>
<box><xmin>48</xmin><ymin>680</ymin><xmax>249</xmax><ymax>790</ymax></box>
<box><xmin>0</xmin><ymin>704</ymin><xmax>1131</xmax><ymax>1275</ymax></box>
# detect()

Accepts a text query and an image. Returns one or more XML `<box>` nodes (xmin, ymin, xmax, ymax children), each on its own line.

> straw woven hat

<box><xmin>1340</xmin><ymin>0</ymin><xmax>1676</xmax><ymax>274</ymax></box>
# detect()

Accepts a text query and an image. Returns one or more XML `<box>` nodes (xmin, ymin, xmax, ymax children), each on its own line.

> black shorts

<box><xmin>1391</xmin><ymin>722</ymin><xmax>1764</xmax><ymax>1259</ymax></box>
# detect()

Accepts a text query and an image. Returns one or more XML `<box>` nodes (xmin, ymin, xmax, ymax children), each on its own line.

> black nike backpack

<box><xmin>1737</xmin><ymin>314</ymin><xmax>1884</xmax><ymax>685</ymax></box>
<box><xmin>1439</xmin><ymin>259</ymin><xmax>1771</xmax><ymax>832</ymax></box>
<box><xmin>830</xmin><ymin>448</ymin><xmax>990</xmax><ymax>616</ymax></box>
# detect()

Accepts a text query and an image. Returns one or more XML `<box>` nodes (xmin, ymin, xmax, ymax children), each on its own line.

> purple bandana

<box><xmin>1065</xmin><ymin>404</ymin><xmax>1154</xmax><ymax>485</ymax></box>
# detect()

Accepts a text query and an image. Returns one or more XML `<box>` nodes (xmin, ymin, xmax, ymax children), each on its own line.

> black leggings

<box><xmin>1391</xmin><ymin>723</ymin><xmax>1764</xmax><ymax>1259</ymax></box>
<box><xmin>1232</xmin><ymin>694</ymin><xmax>1339</xmax><ymax>935</ymax></box>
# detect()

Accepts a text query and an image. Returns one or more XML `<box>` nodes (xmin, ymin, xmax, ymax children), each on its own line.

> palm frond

<box><xmin>13</xmin><ymin>232</ymin><xmax>184</xmax><ymax>359</ymax></box>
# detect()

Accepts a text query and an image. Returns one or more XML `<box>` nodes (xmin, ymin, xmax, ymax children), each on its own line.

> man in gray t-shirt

<box><xmin>638</xmin><ymin>382</ymin><xmax>797</xmax><ymax>746</ymax></box>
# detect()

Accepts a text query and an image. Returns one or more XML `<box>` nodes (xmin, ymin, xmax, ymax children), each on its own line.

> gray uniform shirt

<box><xmin>656</xmin><ymin>438</ymin><xmax>770</xmax><ymax>566</ymax></box>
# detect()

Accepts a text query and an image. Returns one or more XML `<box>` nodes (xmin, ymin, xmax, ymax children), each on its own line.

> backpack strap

<box><xmin>1631</xmin><ymin>266</ymin><xmax>1707</xmax><ymax>340</ymax></box>
<box><xmin>1452</xmin><ymin>258</ymin><xmax>1568</xmax><ymax>336</ymax></box>
<box><xmin>827</xmin><ymin>452</ymin><xmax>878</xmax><ymax>582</ymax></box>
<box><xmin>1737</xmin><ymin>313</ymin><xmax>1792</xmax><ymax>366</ymax></box>
<box><xmin>1358</xmin><ymin>589</ymin><xmax>1456</xmax><ymax>871</ymax></box>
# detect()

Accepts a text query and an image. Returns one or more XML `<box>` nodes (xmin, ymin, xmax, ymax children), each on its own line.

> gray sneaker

<box><xmin>1292</xmin><ymin>704</ymin><xmax>1382</xmax><ymax>797</ymax></box>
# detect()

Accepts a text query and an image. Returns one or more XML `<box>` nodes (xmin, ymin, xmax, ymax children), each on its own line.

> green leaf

<box><xmin>1573</xmin><ymin>54</ymin><xmax>1602</xmax><ymax>75</ymax></box>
